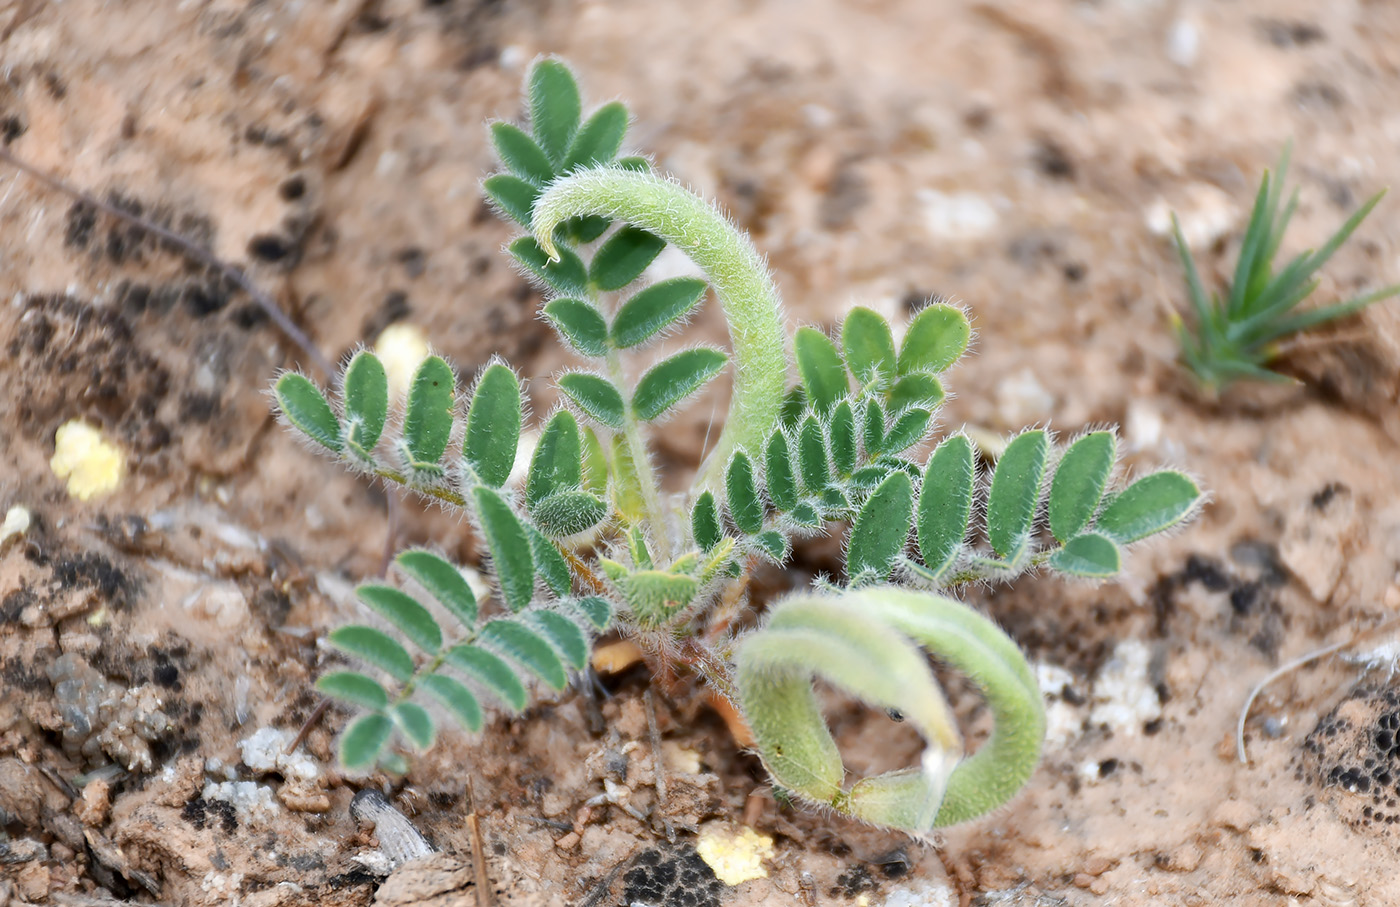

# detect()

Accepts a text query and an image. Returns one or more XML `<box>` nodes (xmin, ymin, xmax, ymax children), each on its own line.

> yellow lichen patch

<box><xmin>696</xmin><ymin>824</ymin><xmax>774</xmax><ymax>885</ymax></box>
<box><xmin>50</xmin><ymin>421</ymin><xmax>124</xmax><ymax>500</ymax></box>
<box><xmin>374</xmin><ymin>323</ymin><xmax>431</xmax><ymax>399</ymax></box>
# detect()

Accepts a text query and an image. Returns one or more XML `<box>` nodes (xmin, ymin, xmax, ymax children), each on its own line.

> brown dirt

<box><xmin>3</xmin><ymin>1</ymin><xmax>1400</xmax><ymax>905</ymax></box>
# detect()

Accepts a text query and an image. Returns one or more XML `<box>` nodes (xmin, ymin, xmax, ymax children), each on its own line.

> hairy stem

<box><xmin>606</xmin><ymin>348</ymin><xmax>673</xmax><ymax>561</ymax></box>
<box><xmin>532</xmin><ymin>167</ymin><xmax>788</xmax><ymax>489</ymax></box>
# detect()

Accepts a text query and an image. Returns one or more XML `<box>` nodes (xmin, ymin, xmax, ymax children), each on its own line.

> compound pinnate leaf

<box><xmin>1048</xmin><ymin>431</ymin><xmax>1116</xmax><ymax>543</ymax></box>
<box><xmin>795</xmin><ymin>327</ymin><xmax>847</xmax><ymax>413</ymax></box>
<box><xmin>482</xmin><ymin>174</ymin><xmax>539</xmax><ymax>227</ymax></box>
<box><xmin>509</xmin><ymin>236</ymin><xmax>588</xmax><ymax>296</ymax></box>
<box><xmin>316</xmin><ymin>671</ymin><xmax>389</xmax><ymax>712</ymax></box>
<box><xmin>481</xmin><ymin>619</ymin><xmax>568</xmax><ymax>690</ymax></box>
<box><xmin>543</xmin><ymin>298</ymin><xmax>609</xmax><ymax>358</ymax></box>
<box><xmin>847</xmin><ymin>471</ymin><xmax>914</xmax><ymax>584</ymax></box>
<box><xmin>464</xmin><ymin>364</ymin><xmax>521</xmax><ymax>489</ymax></box>
<box><xmin>576</xmin><ymin>596</ymin><xmax>613</xmax><ymax>630</ymax></box>
<box><xmin>589</xmin><ymin>226</ymin><xmax>665</xmax><ymax>291</ymax></box>
<box><xmin>402</xmin><ymin>356</ymin><xmax>455</xmax><ymax>470</ymax></box>
<box><xmin>357</xmin><ymin>584</ymin><xmax>442</xmax><ymax>655</ymax></box>
<box><xmin>692</xmin><ymin>490</ymin><xmax>722</xmax><ymax>551</ymax></box>
<box><xmin>1049</xmin><ymin>532</ymin><xmax>1121</xmax><ymax>578</ymax></box>
<box><xmin>798</xmin><ymin>416</ymin><xmax>830</xmax><ymax>492</ymax></box>
<box><xmin>490</xmin><ymin>122</ymin><xmax>555</xmax><ymax>185</ymax></box>
<box><xmin>418</xmin><ymin>673</ymin><xmax>483</xmax><ymax>734</ymax></box>
<box><xmin>391</xmin><ymin>701</ymin><xmax>436</xmax><ymax>751</ymax></box>
<box><xmin>633</xmin><ymin>348</ymin><xmax>728</xmax><ymax>421</ymax></box>
<box><xmin>887</xmin><ymin>373</ymin><xmax>945</xmax><ymax>413</ymax></box>
<box><xmin>917</xmin><ymin>435</ymin><xmax>975</xmax><ymax>579</ymax></box>
<box><xmin>446</xmin><ymin>644</ymin><xmax>528</xmax><ymax>711</ymax></box>
<box><xmin>610</xmin><ymin>277</ymin><xmax>707</xmax><ymax>349</ymax></box>
<box><xmin>527</xmin><ymin>410</ymin><xmax>583</xmax><ymax>507</ymax></box>
<box><xmin>765</xmin><ymin>430</ymin><xmax>798</xmax><ymax>511</ymax></box>
<box><xmin>527</xmin><ymin>526</ymin><xmax>573</xmax><ymax>596</ymax></box>
<box><xmin>532</xmin><ymin>489</ymin><xmax>607</xmax><ymax>538</ymax></box>
<box><xmin>528</xmin><ymin>59</ymin><xmax>581</xmax><ymax>166</ymax></box>
<box><xmin>755</xmin><ymin>529</ymin><xmax>789</xmax><ymax>562</ymax></box>
<box><xmin>898</xmin><ymin>304</ymin><xmax>970</xmax><ymax>375</ymax></box>
<box><xmin>339</xmin><ymin>713</ymin><xmax>393</xmax><ymax>771</ymax></box>
<box><xmin>882</xmin><ymin>408</ymin><xmax>933</xmax><ymax>454</ymax></box>
<box><xmin>986</xmin><ymin>430</ymin><xmax>1049</xmax><ymax>563</ymax></box>
<box><xmin>327</xmin><ymin>626</ymin><xmax>415</xmax><ymax>683</ymax></box>
<box><xmin>472</xmin><ymin>487</ymin><xmax>535</xmax><ymax>612</ymax></box>
<box><xmin>276</xmin><ymin>374</ymin><xmax>341</xmax><ymax>452</ymax></box>
<box><xmin>530</xmin><ymin>610</ymin><xmax>590</xmax><ymax>670</ymax></box>
<box><xmin>829</xmin><ymin>401</ymin><xmax>857</xmax><ymax>476</ymax></box>
<box><xmin>842</xmin><ymin>307</ymin><xmax>897</xmax><ymax>386</ymax></box>
<box><xmin>342</xmin><ymin>351</ymin><xmax>388</xmax><ymax>460</ymax></box>
<box><xmin>726</xmin><ymin>450</ymin><xmax>763</xmax><ymax>536</ymax></box>
<box><xmin>558</xmin><ymin>372</ymin><xmax>626</xmax><ymax>429</ymax></box>
<box><xmin>396</xmin><ymin>550</ymin><xmax>478</xmax><ymax>629</ymax></box>
<box><xmin>1096</xmin><ymin>471</ymin><xmax>1201</xmax><ymax>543</ymax></box>
<box><xmin>566</xmin><ymin>101</ymin><xmax>628</xmax><ymax>171</ymax></box>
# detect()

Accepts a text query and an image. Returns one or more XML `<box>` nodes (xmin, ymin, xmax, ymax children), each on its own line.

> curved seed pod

<box><xmin>531</xmin><ymin>168</ymin><xmax>787</xmax><ymax>489</ymax></box>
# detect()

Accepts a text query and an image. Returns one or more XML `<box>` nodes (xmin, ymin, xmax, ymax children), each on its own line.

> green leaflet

<box><xmin>342</xmin><ymin>351</ymin><xmax>388</xmax><ymax>461</ymax></box>
<box><xmin>847</xmin><ymin>471</ymin><xmax>914</xmax><ymax>584</ymax></box>
<box><xmin>1049</xmin><ymin>532</ymin><xmax>1121</xmax><ymax>578</ymax></box>
<box><xmin>626</xmin><ymin>525</ymin><xmax>654</xmax><ymax>569</ymax></box>
<box><xmin>357</xmin><ymin>584</ymin><xmax>442</xmax><ymax>654</ymax></box>
<box><xmin>327</xmin><ymin>626</ymin><xmax>414</xmax><ymax>683</ymax></box>
<box><xmin>790</xmin><ymin>502</ymin><xmax>821</xmax><ymax>527</ymax></box>
<box><xmin>610</xmin><ymin>435</ymin><xmax>647</xmax><ymax>524</ymax></box>
<box><xmin>402</xmin><ymin>356</ymin><xmax>455</xmax><ymax>471</ymax></box>
<box><xmin>985</xmin><ymin>430</ymin><xmax>1049</xmax><ymax>563</ymax></box>
<box><xmin>566</xmin><ymin>101</ymin><xmax>628</xmax><ymax>172</ymax></box>
<box><xmin>795</xmin><ymin>327</ymin><xmax>847</xmax><ymax>413</ymax></box>
<box><xmin>418</xmin><ymin>673</ymin><xmax>484</xmax><ymax>733</ymax></box>
<box><xmin>917</xmin><ymin>435</ymin><xmax>975</xmax><ymax>580</ymax></box>
<box><xmin>862</xmin><ymin>399</ymin><xmax>885</xmax><ymax>456</ymax></box>
<box><xmin>780</xmin><ymin>386</ymin><xmax>808</xmax><ymax>429</ymax></box>
<box><xmin>898</xmin><ymin>304</ymin><xmax>970</xmax><ymax>375</ymax></box>
<box><xmin>726</xmin><ymin>450</ymin><xmax>763</xmax><ymax>536</ymax></box>
<box><xmin>581</xmin><ymin>428</ymin><xmax>609</xmax><ymax>496</ymax></box>
<box><xmin>1096</xmin><ymin>471</ymin><xmax>1201</xmax><ymax>543</ymax></box>
<box><xmin>481</xmin><ymin>619</ymin><xmax>568</xmax><ymax>690</ymax></box>
<box><xmin>617</xmin><ymin>570</ymin><xmax>698</xmax><ymax>626</ymax></box>
<box><xmin>755</xmin><ymin>529</ymin><xmax>789</xmax><ymax>562</ymax></box>
<box><xmin>339</xmin><ymin>713</ymin><xmax>393</xmax><ymax>770</ymax></box>
<box><xmin>828</xmin><ymin>401</ymin><xmax>857</xmax><ymax>476</ymax></box>
<box><xmin>797</xmin><ymin>416</ymin><xmax>830</xmax><ymax>493</ymax></box>
<box><xmin>610</xmin><ymin>277</ymin><xmax>708</xmax><ymax>349</ymax></box>
<box><xmin>490</xmin><ymin>122</ymin><xmax>555</xmax><ymax>185</ymax></box>
<box><xmin>472</xmin><ymin>487</ymin><xmax>535</xmax><ymax>612</ymax></box>
<box><xmin>765</xmin><ymin>430</ymin><xmax>798</xmax><ymax>512</ymax></box>
<box><xmin>482</xmin><ymin>174</ymin><xmax>538</xmax><ymax>227</ymax></box>
<box><xmin>1048</xmin><ymin>431</ymin><xmax>1116</xmax><ymax>543</ymax></box>
<box><xmin>589</xmin><ymin>226</ymin><xmax>666</xmax><ymax>290</ymax></box>
<box><xmin>510</xmin><ymin>236</ymin><xmax>589</xmax><ymax>296</ymax></box>
<box><xmin>532</xmin><ymin>489</ymin><xmax>607</xmax><ymax>538</ymax></box>
<box><xmin>544</xmin><ymin>298</ymin><xmax>609</xmax><ymax>358</ymax></box>
<box><xmin>633</xmin><ymin>348</ymin><xmax>728</xmax><ymax>421</ymax></box>
<box><xmin>558</xmin><ymin>372</ymin><xmax>626</xmax><ymax>429</ymax></box>
<box><xmin>396</xmin><ymin>550</ymin><xmax>477</xmax><ymax>629</ymax></box>
<box><xmin>446</xmin><ymin>644</ymin><xmax>528</xmax><ymax>711</ymax></box>
<box><xmin>527</xmin><ymin>410</ymin><xmax>583</xmax><ymax>507</ymax></box>
<box><xmin>276</xmin><ymin>373</ymin><xmax>341</xmax><ymax>452</ymax></box>
<box><xmin>316</xmin><ymin>671</ymin><xmax>388</xmax><ymax>712</ymax></box>
<box><xmin>842</xmin><ymin>307</ymin><xmax>897</xmax><ymax>387</ymax></box>
<box><xmin>464</xmin><ymin>364</ymin><xmax>521</xmax><ymax>489</ymax></box>
<box><xmin>529</xmin><ymin>610</ymin><xmax>590</xmax><ymax>670</ymax></box>
<box><xmin>392</xmin><ymin>701</ymin><xmax>435</xmax><ymax>751</ymax></box>
<box><xmin>575</xmin><ymin>596</ymin><xmax>613</xmax><ymax>630</ymax></box>
<box><xmin>616</xmin><ymin>155</ymin><xmax>651</xmax><ymax>172</ymax></box>
<box><xmin>527</xmin><ymin>525</ymin><xmax>573</xmax><ymax>596</ymax></box>
<box><xmin>887</xmin><ymin>373</ymin><xmax>945</xmax><ymax>413</ymax></box>
<box><xmin>882</xmin><ymin>407</ymin><xmax>933</xmax><ymax>454</ymax></box>
<box><xmin>528</xmin><ymin>59</ymin><xmax>581</xmax><ymax>166</ymax></box>
<box><xmin>692</xmin><ymin>490</ymin><xmax>722</xmax><ymax>552</ymax></box>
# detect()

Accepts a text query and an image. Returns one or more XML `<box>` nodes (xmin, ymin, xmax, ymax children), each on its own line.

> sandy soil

<box><xmin>4</xmin><ymin>1</ymin><xmax>1400</xmax><ymax>905</ymax></box>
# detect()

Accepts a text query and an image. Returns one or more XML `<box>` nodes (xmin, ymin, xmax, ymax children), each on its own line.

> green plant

<box><xmin>276</xmin><ymin>59</ymin><xmax>1202</xmax><ymax>833</ymax></box>
<box><xmin>1172</xmin><ymin>145</ymin><xmax>1400</xmax><ymax>391</ymax></box>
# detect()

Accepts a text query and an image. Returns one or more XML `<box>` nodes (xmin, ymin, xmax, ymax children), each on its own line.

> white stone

<box><xmin>1089</xmin><ymin>639</ymin><xmax>1161</xmax><ymax>733</ymax></box>
<box><xmin>1166</xmin><ymin>18</ymin><xmax>1199</xmax><ymax>67</ymax></box>
<box><xmin>918</xmin><ymin>190</ymin><xmax>999</xmax><ymax>241</ymax></box>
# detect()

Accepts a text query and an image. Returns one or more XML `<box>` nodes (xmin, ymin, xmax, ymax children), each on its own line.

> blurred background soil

<box><xmin>3</xmin><ymin>1</ymin><xmax>1400</xmax><ymax>904</ymax></box>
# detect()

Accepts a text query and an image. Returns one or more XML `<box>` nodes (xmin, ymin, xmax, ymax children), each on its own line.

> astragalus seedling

<box><xmin>276</xmin><ymin>59</ymin><xmax>1203</xmax><ymax>833</ymax></box>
